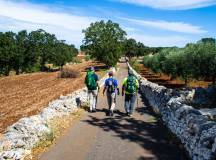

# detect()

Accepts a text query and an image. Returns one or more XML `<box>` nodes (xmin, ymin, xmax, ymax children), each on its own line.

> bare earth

<box><xmin>40</xmin><ymin>62</ymin><xmax>188</xmax><ymax>160</ymax></box>
<box><xmin>0</xmin><ymin>61</ymin><xmax>105</xmax><ymax>133</ymax></box>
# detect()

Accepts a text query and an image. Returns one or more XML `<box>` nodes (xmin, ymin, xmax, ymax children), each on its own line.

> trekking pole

<box><xmin>136</xmin><ymin>92</ymin><xmax>139</xmax><ymax>109</ymax></box>
<box><xmin>95</xmin><ymin>86</ymin><xmax>100</xmax><ymax>109</ymax></box>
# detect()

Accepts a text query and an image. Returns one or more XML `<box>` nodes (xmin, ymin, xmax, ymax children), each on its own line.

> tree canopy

<box><xmin>123</xmin><ymin>38</ymin><xmax>150</xmax><ymax>58</ymax></box>
<box><xmin>81</xmin><ymin>20</ymin><xmax>126</xmax><ymax>66</ymax></box>
<box><xmin>0</xmin><ymin>29</ymin><xmax>78</xmax><ymax>76</ymax></box>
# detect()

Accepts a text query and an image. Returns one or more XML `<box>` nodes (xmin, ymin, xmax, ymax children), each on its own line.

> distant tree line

<box><xmin>143</xmin><ymin>38</ymin><xmax>216</xmax><ymax>84</ymax></box>
<box><xmin>0</xmin><ymin>29</ymin><xmax>78</xmax><ymax>76</ymax></box>
<box><xmin>123</xmin><ymin>38</ymin><xmax>163</xmax><ymax>58</ymax></box>
<box><xmin>81</xmin><ymin>20</ymin><xmax>155</xmax><ymax>66</ymax></box>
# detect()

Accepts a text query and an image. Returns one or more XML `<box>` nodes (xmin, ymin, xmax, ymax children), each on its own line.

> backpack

<box><xmin>126</xmin><ymin>76</ymin><xmax>137</xmax><ymax>94</ymax></box>
<box><xmin>107</xmin><ymin>78</ymin><xmax>115</xmax><ymax>93</ymax></box>
<box><xmin>86</xmin><ymin>71</ymin><xmax>97</xmax><ymax>90</ymax></box>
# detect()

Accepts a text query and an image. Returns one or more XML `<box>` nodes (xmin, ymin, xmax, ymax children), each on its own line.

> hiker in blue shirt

<box><xmin>103</xmin><ymin>71</ymin><xmax>119</xmax><ymax>116</ymax></box>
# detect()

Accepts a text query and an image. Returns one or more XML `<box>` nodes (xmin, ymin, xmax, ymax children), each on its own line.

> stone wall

<box><xmin>0</xmin><ymin>70</ymin><xmax>110</xmax><ymax>160</ymax></box>
<box><xmin>128</xmin><ymin>63</ymin><xmax>216</xmax><ymax>160</ymax></box>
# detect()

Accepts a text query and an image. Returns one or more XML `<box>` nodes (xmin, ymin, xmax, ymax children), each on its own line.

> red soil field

<box><xmin>0</xmin><ymin>61</ymin><xmax>106</xmax><ymax>133</ymax></box>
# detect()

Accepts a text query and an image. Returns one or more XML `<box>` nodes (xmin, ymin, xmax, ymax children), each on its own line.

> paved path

<box><xmin>40</xmin><ymin>62</ymin><xmax>187</xmax><ymax>160</ymax></box>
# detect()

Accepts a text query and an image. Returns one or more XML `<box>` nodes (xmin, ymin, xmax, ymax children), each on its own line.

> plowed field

<box><xmin>0</xmin><ymin>61</ymin><xmax>106</xmax><ymax>133</ymax></box>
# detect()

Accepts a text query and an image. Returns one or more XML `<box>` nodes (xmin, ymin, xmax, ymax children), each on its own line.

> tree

<box><xmin>28</xmin><ymin>29</ymin><xmax>57</xmax><ymax>71</ymax></box>
<box><xmin>82</xmin><ymin>20</ymin><xmax>126</xmax><ymax>66</ymax></box>
<box><xmin>13</xmin><ymin>30</ymin><xmax>28</xmax><ymax>74</ymax></box>
<box><xmin>199</xmin><ymin>38</ymin><xmax>216</xmax><ymax>44</ymax></box>
<box><xmin>51</xmin><ymin>42</ymin><xmax>78</xmax><ymax>68</ymax></box>
<box><xmin>137</xmin><ymin>42</ymin><xmax>148</xmax><ymax>56</ymax></box>
<box><xmin>123</xmin><ymin>38</ymin><xmax>138</xmax><ymax>58</ymax></box>
<box><xmin>0</xmin><ymin>32</ymin><xmax>17</xmax><ymax>76</ymax></box>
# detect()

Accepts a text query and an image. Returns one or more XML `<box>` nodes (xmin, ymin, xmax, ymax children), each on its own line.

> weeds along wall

<box><xmin>128</xmin><ymin>63</ymin><xmax>216</xmax><ymax>160</ymax></box>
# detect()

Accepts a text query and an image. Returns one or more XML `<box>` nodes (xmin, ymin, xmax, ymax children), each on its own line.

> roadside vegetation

<box><xmin>0</xmin><ymin>29</ymin><xmax>78</xmax><ymax>76</ymax></box>
<box><xmin>143</xmin><ymin>38</ymin><xmax>216</xmax><ymax>85</ymax></box>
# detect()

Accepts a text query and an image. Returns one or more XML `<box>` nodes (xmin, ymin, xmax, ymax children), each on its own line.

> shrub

<box><xmin>85</xmin><ymin>54</ymin><xmax>91</xmax><ymax>61</ymax></box>
<box><xmin>59</xmin><ymin>67</ymin><xmax>80</xmax><ymax>78</ymax></box>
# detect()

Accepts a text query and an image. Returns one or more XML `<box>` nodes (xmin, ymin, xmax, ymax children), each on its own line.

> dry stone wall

<box><xmin>128</xmin><ymin>63</ymin><xmax>216</xmax><ymax>160</ymax></box>
<box><xmin>0</xmin><ymin>69</ymin><xmax>111</xmax><ymax>160</ymax></box>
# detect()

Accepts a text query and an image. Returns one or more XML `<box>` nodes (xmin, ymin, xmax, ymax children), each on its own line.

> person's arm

<box><xmin>103</xmin><ymin>86</ymin><xmax>106</xmax><ymax>96</ymax></box>
<box><xmin>122</xmin><ymin>78</ymin><xmax>127</xmax><ymax>96</ymax></box>
<box><xmin>115</xmin><ymin>79</ymin><xmax>120</xmax><ymax>95</ymax></box>
<box><xmin>84</xmin><ymin>74</ymin><xmax>87</xmax><ymax>85</ymax></box>
<box><xmin>95</xmin><ymin>74</ymin><xmax>100</xmax><ymax>90</ymax></box>
<box><xmin>103</xmin><ymin>79</ymin><xmax>107</xmax><ymax>96</ymax></box>
<box><xmin>136</xmin><ymin>79</ymin><xmax>139</xmax><ymax>88</ymax></box>
<box><xmin>136</xmin><ymin>79</ymin><xmax>139</xmax><ymax>93</ymax></box>
<box><xmin>122</xmin><ymin>85</ymin><xmax>125</xmax><ymax>96</ymax></box>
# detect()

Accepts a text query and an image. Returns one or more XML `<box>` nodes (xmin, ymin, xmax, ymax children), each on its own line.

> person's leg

<box><xmin>109</xmin><ymin>93</ymin><xmax>116</xmax><ymax>116</ymax></box>
<box><xmin>129</xmin><ymin>94</ymin><xmax>136</xmax><ymax>115</ymax></box>
<box><xmin>124</xmin><ymin>94</ymin><xmax>130</xmax><ymax>115</ymax></box>
<box><xmin>106</xmin><ymin>92</ymin><xmax>112</xmax><ymax>110</ymax></box>
<box><xmin>88</xmin><ymin>90</ymin><xmax>93</xmax><ymax>112</ymax></box>
<box><xmin>92</xmin><ymin>90</ymin><xmax>98</xmax><ymax>111</ymax></box>
<box><xmin>110</xmin><ymin>93</ymin><xmax>116</xmax><ymax>111</ymax></box>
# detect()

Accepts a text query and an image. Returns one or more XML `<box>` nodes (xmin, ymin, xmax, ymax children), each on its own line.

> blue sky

<box><xmin>0</xmin><ymin>0</ymin><xmax>215</xmax><ymax>48</ymax></box>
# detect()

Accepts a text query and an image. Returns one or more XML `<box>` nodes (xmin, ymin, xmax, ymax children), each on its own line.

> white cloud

<box><xmin>128</xmin><ymin>33</ymin><xmax>192</xmax><ymax>47</ymax></box>
<box><xmin>116</xmin><ymin>0</ymin><xmax>216</xmax><ymax>10</ymax></box>
<box><xmin>0</xmin><ymin>0</ymin><xmax>208</xmax><ymax>47</ymax></box>
<box><xmin>121</xmin><ymin>17</ymin><xmax>207</xmax><ymax>34</ymax></box>
<box><xmin>0</xmin><ymin>0</ymin><xmax>99</xmax><ymax>46</ymax></box>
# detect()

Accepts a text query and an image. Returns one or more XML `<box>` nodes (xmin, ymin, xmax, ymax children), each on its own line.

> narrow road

<box><xmin>40</xmin><ymin>62</ymin><xmax>187</xmax><ymax>160</ymax></box>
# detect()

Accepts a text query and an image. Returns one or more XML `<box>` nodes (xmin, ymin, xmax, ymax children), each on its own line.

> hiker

<box><xmin>85</xmin><ymin>67</ymin><xmax>99</xmax><ymax>112</ymax></box>
<box><xmin>103</xmin><ymin>71</ymin><xmax>119</xmax><ymax>116</ymax></box>
<box><xmin>122</xmin><ymin>69</ymin><xmax>139</xmax><ymax>117</ymax></box>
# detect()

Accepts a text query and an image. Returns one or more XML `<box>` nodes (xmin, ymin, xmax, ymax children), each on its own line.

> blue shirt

<box><xmin>104</xmin><ymin>77</ymin><xmax>118</xmax><ymax>92</ymax></box>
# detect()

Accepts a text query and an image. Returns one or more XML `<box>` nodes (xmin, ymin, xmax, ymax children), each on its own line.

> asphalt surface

<box><xmin>40</xmin><ymin>62</ymin><xmax>188</xmax><ymax>160</ymax></box>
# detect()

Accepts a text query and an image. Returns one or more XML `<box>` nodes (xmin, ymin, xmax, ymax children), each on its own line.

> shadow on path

<box><xmin>84</xmin><ymin>94</ymin><xmax>188</xmax><ymax>160</ymax></box>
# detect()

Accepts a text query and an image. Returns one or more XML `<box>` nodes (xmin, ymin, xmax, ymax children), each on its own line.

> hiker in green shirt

<box><xmin>85</xmin><ymin>67</ymin><xmax>99</xmax><ymax>112</ymax></box>
<box><xmin>122</xmin><ymin>70</ymin><xmax>139</xmax><ymax>117</ymax></box>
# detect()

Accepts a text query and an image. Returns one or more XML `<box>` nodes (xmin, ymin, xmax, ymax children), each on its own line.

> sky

<box><xmin>0</xmin><ymin>0</ymin><xmax>215</xmax><ymax>48</ymax></box>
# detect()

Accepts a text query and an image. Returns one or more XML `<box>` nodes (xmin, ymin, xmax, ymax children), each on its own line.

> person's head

<box><xmin>108</xmin><ymin>71</ymin><xmax>113</xmax><ymax>77</ymax></box>
<box><xmin>128</xmin><ymin>69</ymin><xmax>133</xmax><ymax>76</ymax></box>
<box><xmin>90</xmin><ymin>66</ymin><xmax>95</xmax><ymax>72</ymax></box>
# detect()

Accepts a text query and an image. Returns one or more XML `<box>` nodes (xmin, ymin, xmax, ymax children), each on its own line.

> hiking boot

<box><xmin>109</xmin><ymin>110</ymin><xmax>114</xmax><ymax>117</ymax></box>
<box><xmin>93</xmin><ymin>109</ymin><xmax>97</xmax><ymax>112</ymax></box>
<box><xmin>126</xmin><ymin>112</ymin><xmax>129</xmax><ymax>116</ymax></box>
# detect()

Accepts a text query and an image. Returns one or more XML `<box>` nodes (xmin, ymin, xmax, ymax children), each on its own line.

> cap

<box><xmin>90</xmin><ymin>66</ymin><xmax>95</xmax><ymax>71</ymax></box>
<box><xmin>108</xmin><ymin>71</ymin><xmax>113</xmax><ymax>77</ymax></box>
<box><xmin>128</xmin><ymin>69</ymin><xmax>133</xmax><ymax>75</ymax></box>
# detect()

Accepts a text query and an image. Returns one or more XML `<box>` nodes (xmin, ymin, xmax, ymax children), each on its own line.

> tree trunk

<box><xmin>15</xmin><ymin>70</ymin><xmax>20</xmax><ymax>75</ymax></box>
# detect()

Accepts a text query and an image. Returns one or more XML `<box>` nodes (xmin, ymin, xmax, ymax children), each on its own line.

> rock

<box><xmin>127</xmin><ymin>62</ymin><xmax>216</xmax><ymax>160</ymax></box>
<box><xmin>200</xmin><ymin>108</ymin><xmax>216</xmax><ymax>121</ymax></box>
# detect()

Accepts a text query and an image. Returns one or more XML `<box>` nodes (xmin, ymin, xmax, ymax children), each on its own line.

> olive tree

<box><xmin>82</xmin><ymin>20</ymin><xmax>126</xmax><ymax>66</ymax></box>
